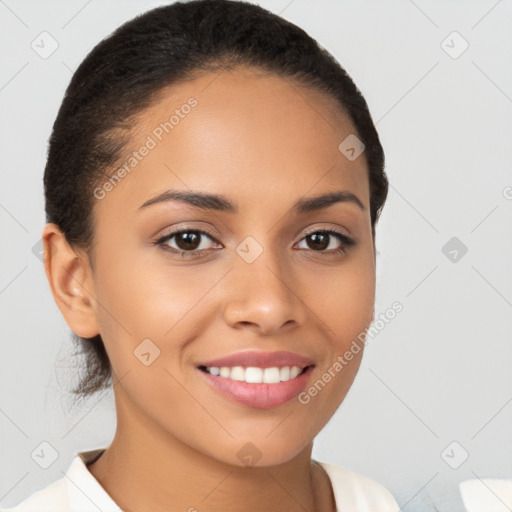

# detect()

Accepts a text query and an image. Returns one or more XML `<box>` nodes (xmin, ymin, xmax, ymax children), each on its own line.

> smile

<box><xmin>196</xmin><ymin>351</ymin><xmax>315</xmax><ymax>408</ymax></box>
<box><xmin>199</xmin><ymin>365</ymin><xmax>306</xmax><ymax>383</ymax></box>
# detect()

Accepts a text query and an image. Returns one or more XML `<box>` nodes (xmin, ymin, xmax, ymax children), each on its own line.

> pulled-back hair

<box><xmin>44</xmin><ymin>0</ymin><xmax>388</xmax><ymax>398</ymax></box>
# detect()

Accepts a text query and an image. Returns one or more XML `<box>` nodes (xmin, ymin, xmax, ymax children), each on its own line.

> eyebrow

<box><xmin>138</xmin><ymin>189</ymin><xmax>365</xmax><ymax>214</ymax></box>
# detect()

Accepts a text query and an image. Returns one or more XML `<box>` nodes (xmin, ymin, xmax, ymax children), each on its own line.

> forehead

<box><xmin>94</xmin><ymin>66</ymin><xmax>370</xmax><ymax>219</ymax></box>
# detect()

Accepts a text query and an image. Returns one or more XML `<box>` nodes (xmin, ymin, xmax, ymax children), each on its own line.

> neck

<box><xmin>87</xmin><ymin>388</ymin><xmax>335</xmax><ymax>512</ymax></box>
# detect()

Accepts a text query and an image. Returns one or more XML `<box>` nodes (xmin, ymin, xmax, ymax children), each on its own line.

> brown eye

<box><xmin>305</xmin><ymin>232</ymin><xmax>330</xmax><ymax>251</ymax></box>
<box><xmin>296</xmin><ymin>229</ymin><xmax>355</xmax><ymax>254</ymax></box>
<box><xmin>155</xmin><ymin>228</ymin><xmax>220</xmax><ymax>258</ymax></box>
<box><xmin>173</xmin><ymin>231</ymin><xmax>202</xmax><ymax>251</ymax></box>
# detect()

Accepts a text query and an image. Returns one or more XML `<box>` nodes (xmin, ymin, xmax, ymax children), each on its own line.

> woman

<box><xmin>3</xmin><ymin>0</ymin><xmax>399</xmax><ymax>510</ymax></box>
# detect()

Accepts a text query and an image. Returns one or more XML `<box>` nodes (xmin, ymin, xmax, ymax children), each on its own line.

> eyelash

<box><xmin>153</xmin><ymin>227</ymin><xmax>356</xmax><ymax>259</ymax></box>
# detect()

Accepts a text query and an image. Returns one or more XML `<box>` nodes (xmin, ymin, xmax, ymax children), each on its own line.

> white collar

<box><xmin>65</xmin><ymin>449</ymin><xmax>120</xmax><ymax>512</ymax></box>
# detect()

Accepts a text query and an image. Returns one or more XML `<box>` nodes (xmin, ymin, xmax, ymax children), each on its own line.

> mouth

<box><xmin>198</xmin><ymin>364</ymin><xmax>311</xmax><ymax>383</ymax></box>
<box><xmin>195</xmin><ymin>351</ymin><xmax>315</xmax><ymax>409</ymax></box>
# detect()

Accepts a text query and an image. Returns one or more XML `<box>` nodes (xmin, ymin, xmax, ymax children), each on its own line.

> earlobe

<box><xmin>42</xmin><ymin>223</ymin><xmax>100</xmax><ymax>339</ymax></box>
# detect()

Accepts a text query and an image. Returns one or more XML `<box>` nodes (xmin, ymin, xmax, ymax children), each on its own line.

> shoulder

<box><xmin>1</xmin><ymin>448</ymin><xmax>108</xmax><ymax>512</ymax></box>
<box><xmin>0</xmin><ymin>477</ymin><xmax>68</xmax><ymax>512</ymax></box>
<box><xmin>317</xmin><ymin>461</ymin><xmax>400</xmax><ymax>512</ymax></box>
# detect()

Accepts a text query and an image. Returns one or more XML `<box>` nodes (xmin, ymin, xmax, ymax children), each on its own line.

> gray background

<box><xmin>1</xmin><ymin>0</ymin><xmax>511</xmax><ymax>510</ymax></box>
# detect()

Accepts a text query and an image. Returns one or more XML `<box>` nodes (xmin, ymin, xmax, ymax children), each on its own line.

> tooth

<box><xmin>263</xmin><ymin>367</ymin><xmax>280</xmax><ymax>384</ymax></box>
<box><xmin>290</xmin><ymin>366</ymin><xmax>301</xmax><ymax>378</ymax></box>
<box><xmin>230</xmin><ymin>366</ymin><xmax>245</xmax><ymax>381</ymax></box>
<box><xmin>245</xmin><ymin>367</ymin><xmax>263</xmax><ymax>383</ymax></box>
<box><xmin>280</xmin><ymin>366</ymin><xmax>291</xmax><ymax>382</ymax></box>
<box><xmin>212</xmin><ymin>365</ymin><xmax>305</xmax><ymax>382</ymax></box>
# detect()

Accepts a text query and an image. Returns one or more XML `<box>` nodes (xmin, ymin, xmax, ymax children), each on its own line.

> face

<box><xmin>75</xmin><ymin>67</ymin><xmax>375</xmax><ymax>466</ymax></box>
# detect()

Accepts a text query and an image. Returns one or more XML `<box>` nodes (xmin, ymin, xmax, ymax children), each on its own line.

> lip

<box><xmin>197</xmin><ymin>350</ymin><xmax>315</xmax><ymax>369</ymax></box>
<box><xmin>198</xmin><ymin>365</ymin><xmax>314</xmax><ymax>409</ymax></box>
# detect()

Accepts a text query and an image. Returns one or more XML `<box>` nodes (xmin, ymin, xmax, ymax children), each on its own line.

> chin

<box><xmin>197</xmin><ymin>425</ymin><xmax>316</xmax><ymax>469</ymax></box>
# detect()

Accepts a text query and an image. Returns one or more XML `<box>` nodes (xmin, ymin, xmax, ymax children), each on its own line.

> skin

<box><xmin>43</xmin><ymin>66</ymin><xmax>376</xmax><ymax>512</ymax></box>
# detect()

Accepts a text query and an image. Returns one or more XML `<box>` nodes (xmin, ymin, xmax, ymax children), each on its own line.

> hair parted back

<box><xmin>44</xmin><ymin>0</ymin><xmax>388</xmax><ymax>398</ymax></box>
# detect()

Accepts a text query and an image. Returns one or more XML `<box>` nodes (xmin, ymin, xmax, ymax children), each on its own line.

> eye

<box><xmin>154</xmin><ymin>227</ymin><xmax>355</xmax><ymax>259</ymax></box>
<box><xmin>154</xmin><ymin>228</ymin><xmax>221</xmax><ymax>258</ymax></box>
<box><xmin>296</xmin><ymin>229</ymin><xmax>355</xmax><ymax>255</ymax></box>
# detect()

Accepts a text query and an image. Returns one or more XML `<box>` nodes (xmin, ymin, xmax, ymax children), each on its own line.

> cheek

<box><xmin>288</xmin><ymin>249</ymin><xmax>375</xmax><ymax>420</ymax></box>
<box><xmin>324</xmin><ymin>268</ymin><xmax>375</xmax><ymax>344</ymax></box>
<box><xmin>313</xmin><ymin>249</ymin><xmax>376</xmax><ymax>348</ymax></box>
<box><xmin>90</xmin><ymin>247</ymin><xmax>227</xmax><ymax>394</ymax></box>
<box><xmin>88</xmin><ymin>255</ymin><xmax>241</xmax><ymax>462</ymax></box>
<box><xmin>90</xmin><ymin>255</ymin><xmax>211</xmax><ymax>429</ymax></box>
<box><xmin>92</xmin><ymin>246</ymin><xmax>203</xmax><ymax>341</ymax></box>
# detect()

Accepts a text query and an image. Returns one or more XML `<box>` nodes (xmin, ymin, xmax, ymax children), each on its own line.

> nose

<box><xmin>221</xmin><ymin>247</ymin><xmax>308</xmax><ymax>335</ymax></box>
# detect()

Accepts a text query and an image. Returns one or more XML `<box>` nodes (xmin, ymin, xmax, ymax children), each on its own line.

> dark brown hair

<box><xmin>44</xmin><ymin>0</ymin><xmax>388</xmax><ymax>398</ymax></box>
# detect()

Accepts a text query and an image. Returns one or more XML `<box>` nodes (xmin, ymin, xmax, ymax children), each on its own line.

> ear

<box><xmin>42</xmin><ymin>223</ymin><xmax>100</xmax><ymax>339</ymax></box>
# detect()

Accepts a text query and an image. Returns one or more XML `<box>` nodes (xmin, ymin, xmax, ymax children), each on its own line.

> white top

<box><xmin>1</xmin><ymin>449</ymin><xmax>400</xmax><ymax>512</ymax></box>
<box><xmin>459</xmin><ymin>478</ymin><xmax>512</xmax><ymax>512</ymax></box>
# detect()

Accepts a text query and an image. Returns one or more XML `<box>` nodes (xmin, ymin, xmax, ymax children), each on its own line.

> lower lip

<box><xmin>198</xmin><ymin>366</ymin><xmax>314</xmax><ymax>409</ymax></box>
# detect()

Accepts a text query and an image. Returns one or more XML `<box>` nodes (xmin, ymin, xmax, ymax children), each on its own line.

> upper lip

<box><xmin>197</xmin><ymin>350</ymin><xmax>315</xmax><ymax>369</ymax></box>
